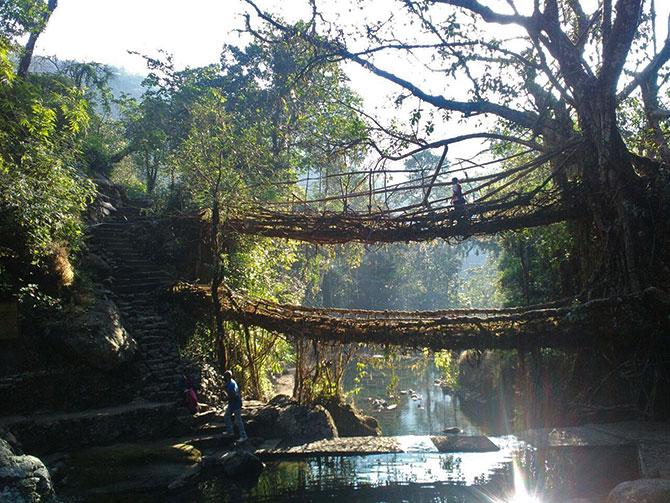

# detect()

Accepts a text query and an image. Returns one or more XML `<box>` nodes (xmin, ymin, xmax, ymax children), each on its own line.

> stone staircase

<box><xmin>88</xmin><ymin>206</ymin><xmax>183</xmax><ymax>403</ymax></box>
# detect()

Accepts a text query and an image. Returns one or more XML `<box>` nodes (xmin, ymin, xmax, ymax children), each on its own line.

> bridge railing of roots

<box><xmin>224</xmin><ymin>142</ymin><xmax>586</xmax><ymax>244</ymax></box>
<box><xmin>174</xmin><ymin>284</ymin><xmax>645</xmax><ymax>351</ymax></box>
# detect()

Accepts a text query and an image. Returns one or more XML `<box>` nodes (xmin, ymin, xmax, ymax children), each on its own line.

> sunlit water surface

<box><xmin>167</xmin><ymin>355</ymin><xmax>638</xmax><ymax>502</ymax></box>
<box><xmin>67</xmin><ymin>353</ymin><xmax>639</xmax><ymax>502</ymax></box>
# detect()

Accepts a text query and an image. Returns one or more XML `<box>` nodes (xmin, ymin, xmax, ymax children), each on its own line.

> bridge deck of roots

<box><xmin>224</xmin><ymin>145</ymin><xmax>585</xmax><ymax>244</ymax></box>
<box><xmin>175</xmin><ymin>284</ymin><xmax>648</xmax><ymax>350</ymax></box>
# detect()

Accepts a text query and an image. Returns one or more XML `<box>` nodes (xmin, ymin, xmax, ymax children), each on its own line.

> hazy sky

<box><xmin>38</xmin><ymin>0</ymin><xmax>248</xmax><ymax>74</ymax></box>
<box><xmin>36</xmin><ymin>0</ymin><xmax>670</xmax><ymax>166</ymax></box>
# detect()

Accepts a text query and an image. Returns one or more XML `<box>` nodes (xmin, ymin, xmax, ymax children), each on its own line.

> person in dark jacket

<box><xmin>223</xmin><ymin>370</ymin><xmax>247</xmax><ymax>441</ymax></box>
<box><xmin>451</xmin><ymin>177</ymin><xmax>466</xmax><ymax>207</ymax></box>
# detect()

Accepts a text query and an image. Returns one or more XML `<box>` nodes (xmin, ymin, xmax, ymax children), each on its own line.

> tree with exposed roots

<box><xmin>244</xmin><ymin>0</ymin><xmax>670</xmax><ymax>297</ymax></box>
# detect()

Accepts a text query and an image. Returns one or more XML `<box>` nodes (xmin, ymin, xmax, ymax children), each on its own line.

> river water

<box><xmin>170</xmin><ymin>351</ymin><xmax>638</xmax><ymax>502</ymax></box>
<box><xmin>63</xmin><ymin>351</ymin><xmax>639</xmax><ymax>502</ymax></box>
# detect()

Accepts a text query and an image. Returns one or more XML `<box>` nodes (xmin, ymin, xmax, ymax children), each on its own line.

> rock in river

<box><xmin>607</xmin><ymin>479</ymin><xmax>670</xmax><ymax>502</ymax></box>
<box><xmin>218</xmin><ymin>450</ymin><xmax>264</xmax><ymax>478</ymax></box>
<box><xmin>320</xmin><ymin>398</ymin><xmax>381</xmax><ymax>437</ymax></box>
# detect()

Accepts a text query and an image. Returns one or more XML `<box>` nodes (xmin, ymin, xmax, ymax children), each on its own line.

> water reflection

<box><xmin>219</xmin><ymin>442</ymin><xmax>637</xmax><ymax>503</ymax></box>
<box><xmin>70</xmin><ymin>350</ymin><xmax>640</xmax><ymax>502</ymax></box>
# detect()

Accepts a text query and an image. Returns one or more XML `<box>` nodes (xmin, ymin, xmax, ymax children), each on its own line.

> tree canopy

<box><xmin>244</xmin><ymin>0</ymin><xmax>670</xmax><ymax>295</ymax></box>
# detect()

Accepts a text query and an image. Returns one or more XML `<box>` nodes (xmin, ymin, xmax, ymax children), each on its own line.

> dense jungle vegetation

<box><xmin>1</xmin><ymin>0</ymin><xmax>668</xmax><ymax>411</ymax></box>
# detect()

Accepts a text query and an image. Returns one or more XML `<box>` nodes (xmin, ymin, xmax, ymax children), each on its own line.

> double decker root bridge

<box><xmin>169</xmin><ymin>143</ymin><xmax>664</xmax><ymax>350</ymax></box>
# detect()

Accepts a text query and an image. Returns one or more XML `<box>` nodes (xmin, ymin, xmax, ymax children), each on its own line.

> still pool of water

<box><xmin>172</xmin><ymin>442</ymin><xmax>638</xmax><ymax>502</ymax></box>
<box><xmin>163</xmin><ymin>354</ymin><xmax>638</xmax><ymax>502</ymax></box>
<box><xmin>64</xmin><ymin>352</ymin><xmax>641</xmax><ymax>502</ymax></box>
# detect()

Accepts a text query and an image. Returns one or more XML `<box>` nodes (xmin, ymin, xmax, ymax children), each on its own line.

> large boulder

<box><xmin>0</xmin><ymin>439</ymin><xmax>54</xmax><ymax>502</ymax></box>
<box><xmin>321</xmin><ymin>398</ymin><xmax>381</xmax><ymax>437</ymax></box>
<box><xmin>217</xmin><ymin>449</ymin><xmax>264</xmax><ymax>478</ymax></box>
<box><xmin>607</xmin><ymin>479</ymin><xmax>670</xmax><ymax>502</ymax></box>
<box><xmin>246</xmin><ymin>395</ymin><xmax>338</xmax><ymax>444</ymax></box>
<box><xmin>61</xmin><ymin>297</ymin><xmax>137</xmax><ymax>370</ymax></box>
<box><xmin>273</xmin><ymin>396</ymin><xmax>338</xmax><ymax>444</ymax></box>
<box><xmin>244</xmin><ymin>405</ymin><xmax>279</xmax><ymax>438</ymax></box>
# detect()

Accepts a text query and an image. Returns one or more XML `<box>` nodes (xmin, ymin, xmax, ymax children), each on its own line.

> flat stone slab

<box><xmin>256</xmin><ymin>435</ymin><xmax>499</xmax><ymax>459</ymax></box>
<box><xmin>431</xmin><ymin>435</ymin><xmax>500</xmax><ymax>452</ymax></box>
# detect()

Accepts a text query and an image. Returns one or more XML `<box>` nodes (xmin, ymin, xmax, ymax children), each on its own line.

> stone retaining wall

<box><xmin>1</xmin><ymin>402</ymin><xmax>190</xmax><ymax>455</ymax></box>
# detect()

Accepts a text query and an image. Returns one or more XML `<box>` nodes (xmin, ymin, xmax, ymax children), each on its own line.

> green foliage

<box><xmin>0</xmin><ymin>0</ymin><xmax>49</xmax><ymax>40</ymax></box>
<box><xmin>456</xmin><ymin>242</ymin><xmax>505</xmax><ymax>308</ymax></box>
<box><xmin>433</xmin><ymin>350</ymin><xmax>459</xmax><ymax>392</ymax></box>
<box><xmin>498</xmin><ymin>224</ymin><xmax>577</xmax><ymax>305</ymax></box>
<box><xmin>0</xmin><ymin>38</ymin><xmax>95</xmax><ymax>298</ymax></box>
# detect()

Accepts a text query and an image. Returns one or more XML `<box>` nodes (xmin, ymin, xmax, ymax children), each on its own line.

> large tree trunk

<box><xmin>577</xmin><ymin>89</ymin><xmax>657</xmax><ymax>294</ymax></box>
<box><xmin>17</xmin><ymin>0</ymin><xmax>58</xmax><ymax>78</ymax></box>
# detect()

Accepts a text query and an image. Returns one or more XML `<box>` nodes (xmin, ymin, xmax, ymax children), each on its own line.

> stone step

<box><xmin>118</xmin><ymin>299</ymin><xmax>155</xmax><ymax>308</ymax></box>
<box><xmin>114</xmin><ymin>269</ymin><xmax>170</xmax><ymax>279</ymax></box>
<box><xmin>141</xmin><ymin>320</ymin><xmax>170</xmax><ymax>328</ymax></box>
<box><xmin>140</xmin><ymin>342</ymin><xmax>174</xmax><ymax>351</ymax></box>
<box><xmin>119</xmin><ymin>292</ymin><xmax>154</xmax><ymax>298</ymax></box>
<box><xmin>151</xmin><ymin>365</ymin><xmax>179</xmax><ymax>378</ymax></box>
<box><xmin>144</xmin><ymin>356</ymin><xmax>177</xmax><ymax>365</ymax></box>
<box><xmin>139</xmin><ymin>348</ymin><xmax>173</xmax><ymax>356</ymax></box>
<box><xmin>141</xmin><ymin>348</ymin><xmax>173</xmax><ymax>358</ymax></box>
<box><xmin>115</xmin><ymin>283</ymin><xmax>168</xmax><ymax>294</ymax></box>
<box><xmin>197</xmin><ymin>422</ymin><xmax>228</xmax><ymax>435</ymax></box>
<box><xmin>139</xmin><ymin>335</ymin><xmax>170</xmax><ymax>342</ymax></box>
<box><xmin>95</xmin><ymin>239</ymin><xmax>138</xmax><ymax>248</ymax></box>
<box><xmin>123</xmin><ymin>312</ymin><xmax>165</xmax><ymax>321</ymax></box>
<box><xmin>149</xmin><ymin>390</ymin><xmax>180</xmax><ymax>400</ymax></box>
<box><xmin>89</xmin><ymin>234</ymin><xmax>130</xmax><ymax>243</ymax></box>
<box><xmin>132</xmin><ymin>312</ymin><xmax>167</xmax><ymax>319</ymax></box>
<box><xmin>136</xmin><ymin>334</ymin><xmax>172</xmax><ymax>342</ymax></box>
<box><xmin>120</xmin><ymin>310</ymin><xmax>157</xmax><ymax>319</ymax></box>
<box><xmin>151</xmin><ymin>371</ymin><xmax>180</xmax><ymax>380</ymax></box>
<box><xmin>145</xmin><ymin>358</ymin><xmax>179</xmax><ymax>366</ymax></box>
<box><xmin>185</xmin><ymin>434</ymin><xmax>235</xmax><ymax>451</ymax></box>
<box><xmin>115</xmin><ymin>277</ymin><xmax>168</xmax><ymax>285</ymax></box>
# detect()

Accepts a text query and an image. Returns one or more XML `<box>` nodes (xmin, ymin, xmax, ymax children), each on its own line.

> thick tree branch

<box><xmin>369</xmin><ymin>132</ymin><xmax>546</xmax><ymax>160</ymax></box>
<box><xmin>618</xmin><ymin>24</ymin><xmax>670</xmax><ymax>101</ymax></box>
<box><xmin>599</xmin><ymin>0</ymin><xmax>642</xmax><ymax>91</ymax></box>
<box><xmin>435</xmin><ymin>0</ymin><xmax>535</xmax><ymax>28</ymax></box>
<box><xmin>539</xmin><ymin>0</ymin><xmax>594</xmax><ymax>94</ymax></box>
<box><xmin>341</xmin><ymin>49</ymin><xmax>543</xmax><ymax>129</ymax></box>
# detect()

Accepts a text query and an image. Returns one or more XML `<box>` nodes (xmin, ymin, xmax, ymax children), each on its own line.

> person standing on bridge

<box><xmin>450</xmin><ymin>177</ymin><xmax>468</xmax><ymax>222</ymax></box>
<box><xmin>451</xmin><ymin>177</ymin><xmax>466</xmax><ymax>208</ymax></box>
<box><xmin>223</xmin><ymin>370</ymin><xmax>247</xmax><ymax>442</ymax></box>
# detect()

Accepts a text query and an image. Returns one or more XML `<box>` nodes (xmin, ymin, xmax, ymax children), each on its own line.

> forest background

<box><xmin>1</xmin><ymin>0</ymin><xmax>669</xmax><ymax>404</ymax></box>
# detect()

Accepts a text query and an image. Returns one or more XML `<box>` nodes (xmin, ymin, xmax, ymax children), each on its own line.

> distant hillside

<box><xmin>108</xmin><ymin>67</ymin><xmax>144</xmax><ymax>100</ymax></box>
<box><xmin>31</xmin><ymin>56</ymin><xmax>145</xmax><ymax>101</ymax></box>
